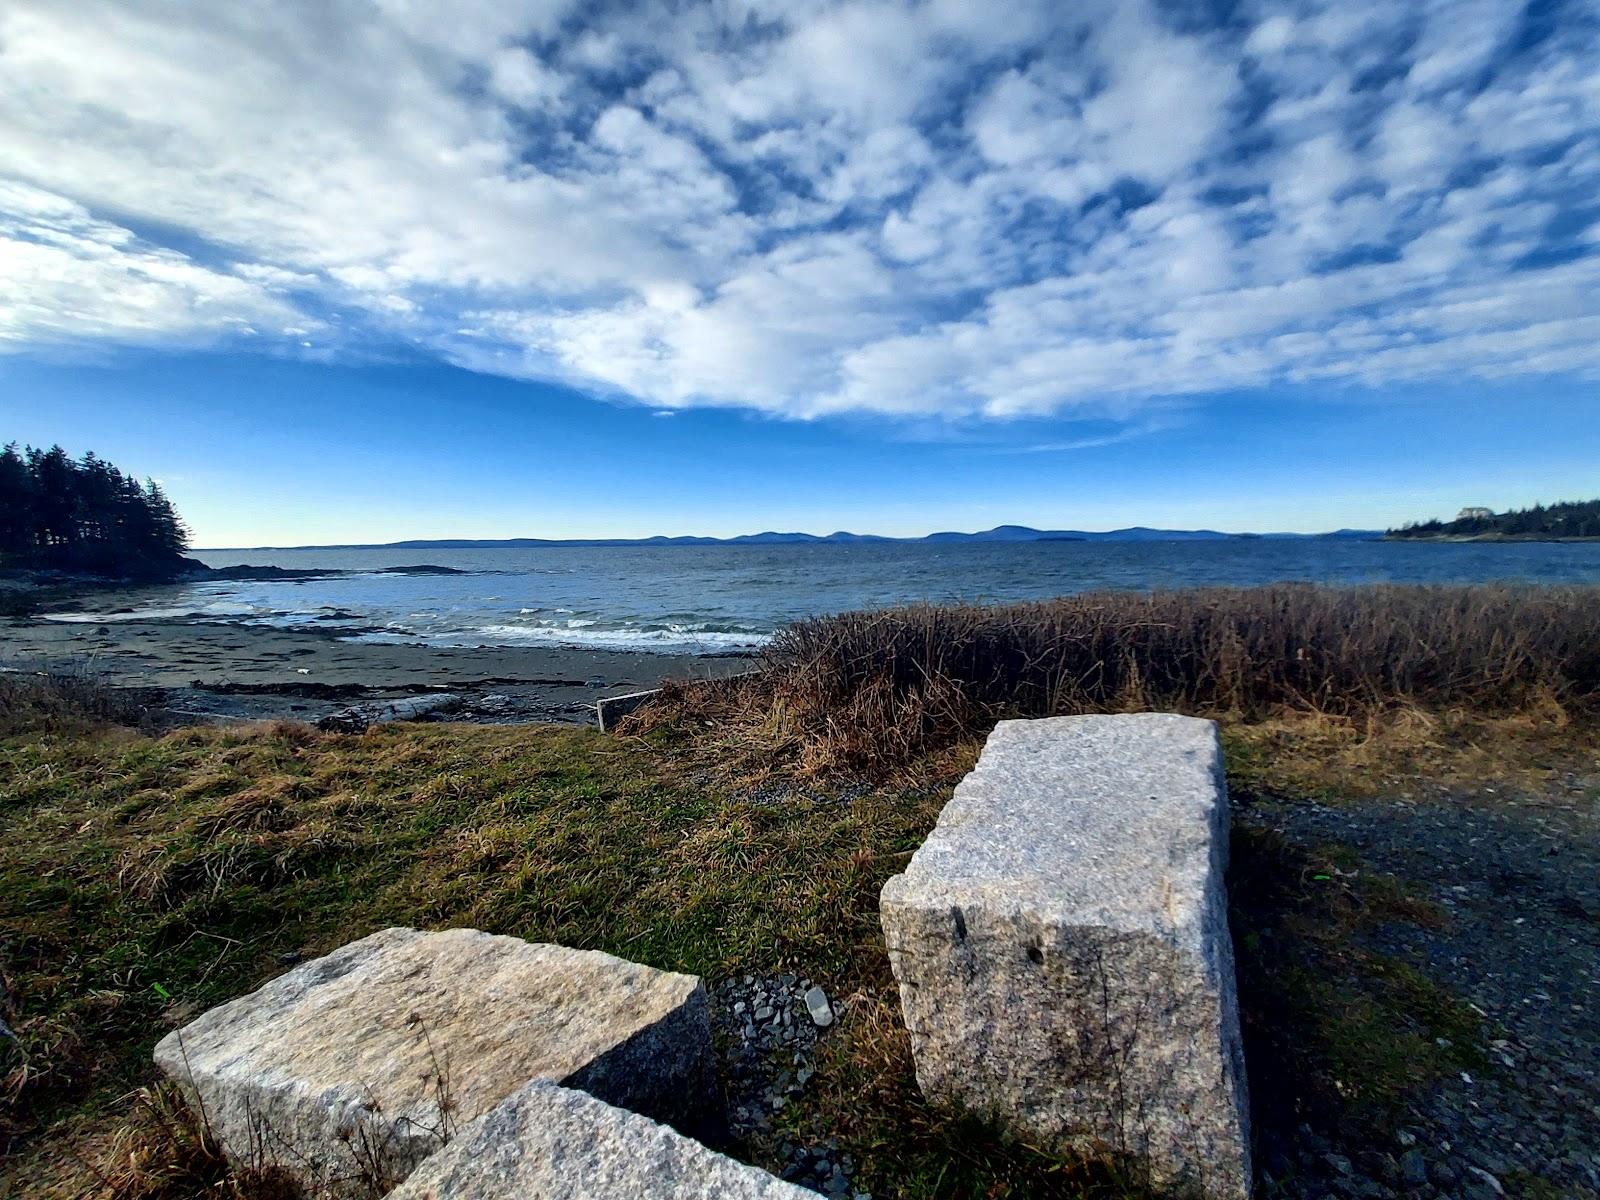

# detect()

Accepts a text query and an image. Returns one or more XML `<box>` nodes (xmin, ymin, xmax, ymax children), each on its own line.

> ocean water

<box><xmin>47</xmin><ymin>539</ymin><xmax>1600</xmax><ymax>655</ymax></box>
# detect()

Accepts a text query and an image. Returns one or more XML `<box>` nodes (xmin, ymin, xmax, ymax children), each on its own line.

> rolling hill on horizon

<box><xmin>202</xmin><ymin>525</ymin><xmax>1385</xmax><ymax>552</ymax></box>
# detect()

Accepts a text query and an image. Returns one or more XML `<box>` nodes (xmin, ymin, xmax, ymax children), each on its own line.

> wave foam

<box><xmin>46</xmin><ymin>600</ymin><xmax>259</xmax><ymax>623</ymax></box>
<box><xmin>351</xmin><ymin>622</ymin><xmax>769</xmax><ymax>653</ymax></box>
<box><xmin>41</xmin><ymin>584</ymin><xmax>770</xmax><ymax>654</ymax></box>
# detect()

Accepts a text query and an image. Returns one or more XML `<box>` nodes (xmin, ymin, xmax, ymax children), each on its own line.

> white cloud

<box><xmin>0</xmin><ymin>182</ymin><xmax>307</xmax><ymax>348</ymax></box>
<box><xmin>487</xmin><ymin>47</ymin><xmax>566</xmax><ymax>108</ymax></box>
<box><xmin>1405</xmin><ymin>0</ymin><xmax>1521</xmax><ymax>92</ymax></box>
<box><xmin>375</xmin><ymin>0</ymin><xmax>576</xmax><ymax>56</ymax></box>
<box><xmin>1245</xmin><ymin>16</ymin><xmax>1296</xmax><ymax>58</ymax></box>
<box><xmin>0</xmin><ymin>0</ymin><xmax>1597</xmax><ymax>422</ymax></box>
<box><xmin>1079</xmin><ymin>2</ymin><xmax>1238</xmax><ymax>183</ymax></box>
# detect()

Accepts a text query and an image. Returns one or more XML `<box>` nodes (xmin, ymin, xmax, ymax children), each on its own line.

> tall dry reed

<box><xmin>636</xmin><ymin>584</ymin><xmax>1600</xmax><ymax>771</ymax></box>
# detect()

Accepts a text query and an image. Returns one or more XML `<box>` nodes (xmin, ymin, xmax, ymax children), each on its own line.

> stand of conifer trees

<box><xmin>1391</xmin><ymin>498</ymin><xmax>1600</xmax><ymax>539</ymax></box>
<box><xmin>0</xmin><ymin>443</ymin><xmax>191</xmax><ymax>579</ymax></box>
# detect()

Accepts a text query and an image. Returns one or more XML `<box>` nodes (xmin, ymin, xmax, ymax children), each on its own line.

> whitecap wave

<box><xmin>350</xmin><ymin>621</ymin><xmax>769</xmax><ymax>653</ymax></box>
<box><xmin>46</xmin><ymin>600</ymin><xmax>259</xmax><ymax>623</ymax></box>
<box><xmin>41</xmin><ymin>579</ymin><xmax>770</xmax><ymax>653</ymax></box>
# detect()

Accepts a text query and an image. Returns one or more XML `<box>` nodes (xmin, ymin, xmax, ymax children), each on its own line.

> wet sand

<box><xmin>2</xmin><ymin>613</ymin><xmax>753</xmax><ymax>726</ymax></box>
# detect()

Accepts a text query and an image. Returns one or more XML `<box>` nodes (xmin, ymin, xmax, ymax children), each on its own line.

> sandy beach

<box><xmin>2</xmin><ymin>606</ymin><xmax>753</xmax><ymax>726</ymax></box>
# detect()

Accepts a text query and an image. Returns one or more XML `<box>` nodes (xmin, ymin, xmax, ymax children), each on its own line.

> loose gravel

<box><xmin>711</xmin><ymin>974</ymin><xmax>870</xmax><ymax>1199</ymax></box>
<box><xmin>1245</xmin><ymin>773</ymin><xmax>1599</xmax><ymax>1200</ymax></box>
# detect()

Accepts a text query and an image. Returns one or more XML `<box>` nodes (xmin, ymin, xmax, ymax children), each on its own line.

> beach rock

<box><xmin>153</xmin><ymin>927</ymin><xmax>712</xmax><ymax>1197</ymax></box>
<box><xmin>386</xmin><ymin>1080</ymin><xmax>812</xmax><ymax>1199</ymax></box>
<box><xmin>315</xmin><ymin>692</ymin><xmax>461</xmax><ymax>732</ymax></box>
<box><xmin>1401</xmin><ymin>1148</ymin><xmax>1429</xmax><ymax>1186</ymax></box>
<box><xmin>804</xmin><ymin>985</ymin><xmax>834</xmax><ymax>1028</ymax></box>
<box><xmin>879</xmin><ymin>714</ymin><xmax>1250</xmax><ymax>1199</ymax></box>
<box><xmin>711</xmin><ymin>975</ymin><xmax>864</xmax><ymax>1194</ymax></box>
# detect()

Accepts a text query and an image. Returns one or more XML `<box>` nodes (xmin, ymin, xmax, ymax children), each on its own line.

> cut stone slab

<box><xmin>880</xmin><ymin>714</ymin><xmax>1251</xmax><ymax>1199</ymax></box>
<box><xmin>153</xmin><ymin>927</ymin><xmax>712</xmax><ymax>1197</ymax></box>
<box><xmin>387</xmin><ymin>1080</ymin><xmax>813</xmax><ymax>1199</ymax></box>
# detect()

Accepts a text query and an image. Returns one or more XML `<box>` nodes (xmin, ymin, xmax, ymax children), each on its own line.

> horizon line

<box><xmin>194</xmin><ymin>522</ymin><xmax>1385</xmax><ymax>552</ymax></box>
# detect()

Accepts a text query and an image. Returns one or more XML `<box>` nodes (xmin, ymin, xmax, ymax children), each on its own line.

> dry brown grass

<box><xmin>1221</xmin><ymin>701</ymin><xmax>1590</xmax><ymax>803</ymax></box>
<box><xmin>630</xmin><ymin>584</ymin><xmax>1600</xmax><ymax>773</ymax></box>
<box><xmin>0</xmin><ymin>665</ymin><xmax>155</xmax><ymax>736</ymax></box>
<box><xmin>0</xmin><ymin>721</ymin><xmax>955</xmax><ymax>1196</ymax></box>
<box><xmin>65</xmin><ymin>1084</ymin><xmax>301</xmax><ymax>1200</ymax></box>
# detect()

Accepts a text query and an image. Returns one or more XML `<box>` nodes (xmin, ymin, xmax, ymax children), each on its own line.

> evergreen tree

<box><xmin>0</xmin><ymin>444</ymin><xmax>33</xmax><ymax>558</ymax></box>
<box><xmin>0</xmin><ymin>444</ymin><xmax>192</xmax><ymax>579</ymax></box>
<box><xmin>27</xmin><ymin>445</ymin><xmax>77</xmax><ymax>553</ymax></box>
<box><xmin>143</xmin><ymin>479</ymin><xmax>189</xmax><ymax>557</ymax></box>
<box><xmin>1389</xmin><ymin>498</ymin><xmax>1600</xmax><ymax>540</ymax></box>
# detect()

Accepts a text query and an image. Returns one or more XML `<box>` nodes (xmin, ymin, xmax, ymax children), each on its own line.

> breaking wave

<box><xmin>351</xmin><ymin>619</ymin><xmax>768</xmax><ymax>653</ymax></box>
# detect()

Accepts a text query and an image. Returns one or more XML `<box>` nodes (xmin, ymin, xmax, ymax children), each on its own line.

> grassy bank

<box><xmin>0</xmin><ymin>667</ymin><xmax>158</xmax><ymax>735</ymax></box>
<box><xmin>2</xmin><ymin>718</ymin><xmax>973</xmax><ymax>1197</ymax></box>
<box><xmin>633</xmin><ymin>584</ymin><xmax>1600</xmax><ymax>772</ymax></box>
<box><xmin>2</xmin><ymin>719</ymin><xmax>1590</xmax><ymax>1197</ymax></box>
<box><xmin>4</xmin><ymin>582</ymin><xmax>1597</xmax><ymax>1198</ymax></box>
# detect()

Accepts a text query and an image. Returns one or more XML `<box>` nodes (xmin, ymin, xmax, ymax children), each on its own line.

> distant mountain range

<box><xmin>218</xmin><ymin>525</ymin><xmax>1384</xmax><ymax>551</ymax></box>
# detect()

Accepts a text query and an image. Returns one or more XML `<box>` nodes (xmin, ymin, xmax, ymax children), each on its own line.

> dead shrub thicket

<box><xmin>632</xmin><ymin>584</ymin><xmax>1600</xmax><ymax>771</ymax></box>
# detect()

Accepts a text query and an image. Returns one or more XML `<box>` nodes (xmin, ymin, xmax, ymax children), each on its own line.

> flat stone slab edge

<box><xmin>154</xmin><ymin>927</ymin><xmax>713</xmax><ymax>1197</ymax></box>
<box><xmin>879</xmin><ymin>713</ymin><xmax>1251</xmax><ymax>1199</ymax></box>
<box><xmin>596</xmin><ymin>669</ymin><xmax>763</xmax><ymax>731</ymax></box>
<box><xmin>386</xmin><ymin>1080</ymin><xmax>814</xmax><ymax>1199</ymax></box>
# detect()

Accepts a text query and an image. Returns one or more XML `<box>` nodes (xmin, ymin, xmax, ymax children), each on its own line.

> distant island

<box><xmin>1389</xmin><ymin>499</ymin><xmax>1600</xmax><ymax>542</ymax></box>
<box><xmin>207</xmin><ymin>525</ymin><xmax>1385</xmax><ymax>551</ymax></box>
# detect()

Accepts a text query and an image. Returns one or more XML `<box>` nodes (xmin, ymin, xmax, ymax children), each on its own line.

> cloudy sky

<box><xmin>3</xmin><ymin>0</ymin><xmax>1598</xmax><ymax>544</ymax></box>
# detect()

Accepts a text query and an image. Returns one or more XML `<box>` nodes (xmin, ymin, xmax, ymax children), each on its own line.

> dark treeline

<box><xmin>0</xmin><ymin>444</ymin><xmax>192</xmax><ymax>579</ymax></box>
<box><xmin>1390</xmin><ymin>498</ymin><xmax>1600</xmax><ymax>540</ymax></box>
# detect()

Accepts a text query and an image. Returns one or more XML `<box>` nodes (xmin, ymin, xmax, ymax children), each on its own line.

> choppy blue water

<box><xmin>48</xmin><ymin>540</ymin><xmax>1600</xmax><ymax>654</ymax></box>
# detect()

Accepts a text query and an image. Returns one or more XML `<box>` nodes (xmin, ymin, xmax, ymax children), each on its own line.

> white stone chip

<box><xmin>803</xmin><ymin>985</ymin><xmax>833</xmax><ymax>1028</ymax></box>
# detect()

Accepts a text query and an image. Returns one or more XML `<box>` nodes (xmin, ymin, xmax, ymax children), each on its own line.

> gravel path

<box><xmin>711</xmin><ymin>974</ymin><xmax>870</xmax><ymax>1199</ymax></box>
<box><xmin>1244</xmin><ymin>775</ymin><xmax>1599</xmax><ymax>1199</ymax></box>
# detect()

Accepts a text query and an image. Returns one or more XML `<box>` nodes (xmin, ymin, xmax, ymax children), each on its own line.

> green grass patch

<box><xmin>1</xmin><ymin>720</ymin><xmax>981</xmax><ymax>1196</ymax></box>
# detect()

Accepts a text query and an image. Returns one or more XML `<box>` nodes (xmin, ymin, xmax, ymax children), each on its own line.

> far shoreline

<box><xmin>1384</xmin><ymin>533</ymin><xmax>1600</xmax><ymax>543</ymax></box>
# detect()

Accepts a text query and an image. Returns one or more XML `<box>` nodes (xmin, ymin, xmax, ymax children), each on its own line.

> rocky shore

<box><xmin>1</xmin><ymin>604</ymin><xmax>750</xmax><ymax>727</ymax></box>
<box><xmin>1382</xmin><ymin>533</ymin><xmax>1600</xmax><ymax>543</ymax></box>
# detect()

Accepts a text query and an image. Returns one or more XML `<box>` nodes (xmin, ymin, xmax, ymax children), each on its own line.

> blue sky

<box><xmin>2</xmin><ymin>0</ymin><xmax>1598</xmax><ymax>545</ymax></box>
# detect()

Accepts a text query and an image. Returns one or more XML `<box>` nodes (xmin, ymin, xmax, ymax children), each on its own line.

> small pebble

<box><xmin>804</xmin><ymin>984</ymin><xmax>834</xmax><ymax>1027</ymax></box>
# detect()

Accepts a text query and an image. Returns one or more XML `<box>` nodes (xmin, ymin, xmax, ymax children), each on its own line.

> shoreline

<box><xmin>1384</xmin><ymin>533</ymin><xmax>1600</xmax><ymax>543</ymax></box>
<box><xmin>2</xmin><ymin>610</ymin><xmax>752</xmax><ymax>727</ymax></box>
